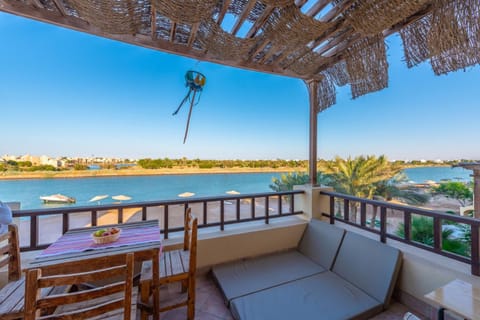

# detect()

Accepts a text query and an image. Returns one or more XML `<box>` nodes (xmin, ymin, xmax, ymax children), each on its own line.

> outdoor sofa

<box><xmin>212</xmin><ymin>219</ymin><xmax>402</xmax><ymax>320</ymax></box>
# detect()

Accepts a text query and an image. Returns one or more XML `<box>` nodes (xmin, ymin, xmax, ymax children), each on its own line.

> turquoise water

<box><xmin>0</xmin><ymin>167</ymin><xmax>473</xmax><ymax>210</ymax></box>
<box><xmin>0</xmin><ymin>173</ymin><xmax>284</xmax><ymax>210</ymax></box>
<box><xmin>402</xmin><ymin>166</ymin><xmax>471</xmax><ymax>183</ymax></box>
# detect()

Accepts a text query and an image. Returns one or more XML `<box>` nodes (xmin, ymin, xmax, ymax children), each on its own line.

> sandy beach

<box><xmin>16</xmin><ymin>196</ymin><xmax>287</xmax><ymax>247</ymax></box>
<box><xmin>0</xmin><ymin>167</ymin><xmax>303</xmax><ymax>180</ymax></box>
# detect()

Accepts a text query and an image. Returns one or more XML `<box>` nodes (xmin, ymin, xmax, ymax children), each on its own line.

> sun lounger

<box><xmin>213</xmin><ymin>220</ymin><xmax>402</xmax><ymax>320</ymax></box>
<box><xmin>212</xmin><ymin>220</ymin><xmax>346</xmax><ymax>304</ymax></box>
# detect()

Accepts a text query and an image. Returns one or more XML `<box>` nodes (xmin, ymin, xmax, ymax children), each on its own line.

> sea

<box><xmin>0</xmin><ymin>166</ymin><xmax>472</xmax><ymax>210</ymax></box>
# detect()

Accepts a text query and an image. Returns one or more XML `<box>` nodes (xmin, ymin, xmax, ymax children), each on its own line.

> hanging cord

<box><xmin>172</xmin><ymin>90</ymin><xmax>192</xmax><ymax>116</ymax></box>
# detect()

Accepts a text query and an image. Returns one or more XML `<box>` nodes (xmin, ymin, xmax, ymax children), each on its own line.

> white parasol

<box><xmin>89</xmin><ymin>195</ymin><xmax>109</xmax><ymax>203</ymax></box>
<box><xmin>226</xmin><ymin>190</ymin><xmax>240</xmax><ymax>195</ymax></box>
<box><xmin>112</xmin><ymin>195</ymin><xmax>132</xmax><ymax>201</ymax></box>
<box><xmin>178</xmin><ymin>192</ymin><xmax>195</xmax><ymax>198</ymax></box>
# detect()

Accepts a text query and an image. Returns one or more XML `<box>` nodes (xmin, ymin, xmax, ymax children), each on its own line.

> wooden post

<box><xmin>306</xmin><ymin>80</ymin><xmax>319</xmax><ymax>186</ymax></box>
<box><xmin>474</xmin><ymin>169</ymin><xmax>480</xmax><ymax>219</ymax></box>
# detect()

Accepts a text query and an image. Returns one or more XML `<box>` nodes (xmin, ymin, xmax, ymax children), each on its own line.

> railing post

<box><xmin>329</xmin><ymin>196</ymin><xmax>335</xmax><ymax>224</ymax></box>
<box><xmin>404</xmin><ymin>211</ymin><xmax>411</xmax><ymax>241</ymax></box>
<box><xmin>433</xmin><ymin>217</ymin><xmax>442</xmax><ymax>253</ymax></box>
<box><xmin>30</xmin><ymin>215</ymin><xmax>38</xmax><ymax>250</ymax></box>
<box><xmin>278</xmin><ymin>196</ymin><xmax>282</xmax><ymax>215</ymax></box>
<box><xmin>380</xmin><ymin>207</ymin><xmax>387</xmax><ymax>243</ymax></box>
<box><xmin>142</xmin><ymin>207</ymin><xmax>147</xmax><ymax>221</ymax></box>
<box><xmin>220</xmin><ymin>200</ymin><xmax>225</xmax><ymax>231</ymax></box>
<box><xmin>360</xmin><ymin>203</ymin><xmax>366</xmax><ymax>227</ymax></box>
<box><xmin>471</xmin><ymin>225</ymin><xmax>480</xmax><ymax>276</ymax></box>
<box><xmin>251</xmin><ymin>198</ymin><xmax>255</xmax><ymax>218</ymax></box>
<box><xmin>236</xmin><ymin>199</ymin><xmax>241</xmax><ymax>221</ymax></box>
<box><xmin>62</xmin><ymin>213</ymin><xmax>69</xmax><ymax>234</ymax></box>
<box><xmin>344</xmin><ymin>199</ymin><xmax>350</xmax><ymax>221</ymax></box>
<box><xmin>91</xmin><ymin>210</ymin><xmax>98</xmax><ymax>226</ymax></box>
<box><xmin>265</xmin><ymin>196</ymin><xmax>269</xmax><ymax>224</ymax></box>
<box><xmin>118</xmin><ymin>208</ymin><xmax>123</xmax><ymax>224</ymax></box>
<box><xmin>164</xmin><ymin>205</ymin><xmax>169</xmax><ymax>239</ymax></box>
<box><xmin>290</xmin><ymin>194</ymin><xmax>294</xmax><ymax>213</ymax></box>
<box><xmin>203</xmin><ymin>202</ymin><xmax>207</xmax><ymax>225</ymax></box>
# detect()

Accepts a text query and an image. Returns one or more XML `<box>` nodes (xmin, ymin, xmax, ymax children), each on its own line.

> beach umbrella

<box><xmin>178</xmin><ymin>192</ymin><xmax>195</xmax><ymax>198</ymax></box>
<box><xmin>226</xmin><ymin>190</ymin><xmax>240</xmax><ymax>195</ymax></box>
<box><xmin>89</xmin><ymin>195</ymin><xmax>109</xmax><ymax>203</ymax></box>
<box><xmin>112</xmin><ymin>195</ymin><xmax>132</xmax><ymax>201</ymax></box>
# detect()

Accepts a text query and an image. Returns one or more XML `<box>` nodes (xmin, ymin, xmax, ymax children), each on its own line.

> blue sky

<box><xmin>0</xmin><ymin>12</ymin><xmax>479</xmax><ymax>161</ymax></box>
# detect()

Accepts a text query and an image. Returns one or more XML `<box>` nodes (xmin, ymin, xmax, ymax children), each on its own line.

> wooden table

<box><xmin>26</xmin><ymin>220</ymin><xmax>162</xmax><ymax>320</ymax></box>
<box><xmin>424</xmin><ymin>279</ymin><xmax>480</xmax><ymax>320</ymax></box>
<box><xmin>27</xmin><ymin>220</ymin><xmax>161</xmax><ymax>269</ymax></box>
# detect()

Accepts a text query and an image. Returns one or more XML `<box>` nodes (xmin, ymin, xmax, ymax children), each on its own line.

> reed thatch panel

<box><xmin>152</xmin><ymin>0</ymin><xmax>217</xmax><ymax>24</ymax></box>
<box><xmin>399</xmin><ymin>16</ymin><xmax>431</xmax><ymax>68</ymax></box>
<box><xmin>227</xmin><ymin>0</ymin><xmax>264</xmax><ymax>22</ymax></box>
<box><xmin>346</xmin><ymin>35</ymin><xmax>388</xmax><ymax>99</ymax></box>
<box><xmin>68</xmin><ymin>0</ymin><xmax>149</xmax><ymax>34</ymax></box>
<box><xmin>283</xmin><ymin>50</ymin><xmax>328</xmax><ymax>77</ymax></box>
<box><xmin>323</xmin><ymin>61</ymin><xmax>350</xmax><ymax>87</ymax></box>
<box><xmin>316</xmin><ymin>76</ymin><xmax>336</xmax><ymax>112</ymax></box>
<box><xmin>197</xmin><ymin>19</ymin><xmax>257</xmax><ymax>61</ymax></box>
<box><xmin>429</xmin><ymin>0</ymin><xmax>480</xmax><ymax>75</ymax></box>
<box><xmin>262</xmin><ymin>5</ymin><xmax>332</xmax><ymax>50</ymax></box>
<box><xmin>344</xmin><ymin>0</ymin><xmax>430</xmax><ymax>36</ymax></box>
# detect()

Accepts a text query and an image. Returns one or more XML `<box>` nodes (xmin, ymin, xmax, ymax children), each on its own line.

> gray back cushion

<box><xmin>297</xmin><ymin>220</ymin><xmax>345</xmax><ymax>269</ymax></box>
<box><xmin>332</xmin><ymin>232</ymin><xmax>402</xmax><ymax>306</ymax></box>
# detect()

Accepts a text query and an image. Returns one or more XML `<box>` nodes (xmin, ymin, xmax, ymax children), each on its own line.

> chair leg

<box><xmin>187</xmin><ymin>276</ymin><xmax>196</xmax><ymax>320</ymax></box>
<box><xmin>139</xmin><ymin>281</ymin><xmax>151</xmax><ymax>320</ymax></box>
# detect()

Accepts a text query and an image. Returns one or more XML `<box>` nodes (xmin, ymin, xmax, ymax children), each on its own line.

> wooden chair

<box><xmin>23</xmin><ymin>252</ymin><xmax>136</xmax><ymax>320</ymax></box>
<box><xmin>0</xmin><ymin>224</ymin><xmax>23</xmax><ymax>320</ymax></box>
<box><xmin>138</xmin><ymin>209</ymin><xmax>198</xmax><ymax>320</ymax></box>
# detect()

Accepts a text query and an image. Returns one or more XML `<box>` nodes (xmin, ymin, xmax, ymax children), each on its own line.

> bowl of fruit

<box><xmin>92</xmin><ymin>227</ymin><xmax>121</xmax><ymax>244</ymax></box>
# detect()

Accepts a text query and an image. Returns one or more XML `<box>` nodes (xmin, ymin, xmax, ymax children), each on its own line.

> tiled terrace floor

<box><xmin>154</xmin><ymin>272</ymin><xmax>413</xmax><ymax>320</ymax></box>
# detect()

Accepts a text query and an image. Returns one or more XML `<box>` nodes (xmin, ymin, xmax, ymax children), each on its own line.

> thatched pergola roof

<box><xmin>0</xmin><ymin>0</ymin><xmax>479</xmax><ymax>113</ymax></box>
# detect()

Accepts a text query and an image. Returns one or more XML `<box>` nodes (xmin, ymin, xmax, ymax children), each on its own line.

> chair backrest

<box><xmin>24</xmin><ymin>252</ymin><xmax>135</xmax><ymax>320</ymax></box>
<box><xmin>0</xmin><ymin>224</ymin><xmax>21</xmax><ymax>281</ymax></box>
<box><xmin>183</xmin><ymin>208</ymin><xmax>194</xmax><ymax>251</ymax></box>
<box><xmin>188</xmin><ymin>213</ymin><xmax>198</xmax><ymax>276</ymax></box>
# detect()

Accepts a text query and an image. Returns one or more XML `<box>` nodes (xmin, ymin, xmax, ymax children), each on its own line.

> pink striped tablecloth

<box><xmin>39</xmin><ymin>225</ymin><xmax>161</xmax><ymax>258</ymax></box>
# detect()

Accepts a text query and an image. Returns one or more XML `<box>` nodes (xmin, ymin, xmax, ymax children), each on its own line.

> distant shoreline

<box><xmin>0</xmin><ymin>167</ymin><xmax>303</xmax><ymax>181</ymax></box>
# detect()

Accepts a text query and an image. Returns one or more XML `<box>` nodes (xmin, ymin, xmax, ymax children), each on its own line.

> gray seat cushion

<box><xmin>230</xmin><ymin>272</ymin><xmax>382</xmax><ymax>320</ymax></box>
<box><xmin>332</xmin><ymin>232</ymin><xmax>402</xmax><ymax>307</ymax></box>
<box><xmin>212</xmin><ymin>250</ymin><xmax>325</xmax><ymax>303</ymax></box>
<box><xmin>298</xmin><ymin>219</ymin><xmax>345</xmax><ymax>269</ymax></box>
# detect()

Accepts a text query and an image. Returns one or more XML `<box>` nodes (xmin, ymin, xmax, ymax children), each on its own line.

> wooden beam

<box><xmin>151</xmin><ymin>7</ymin><xmax>157</xmax><ymax>39</ymax></box>
<box><xmin>245</xmin><ymin>5</ymin><xmax>273</xmax><ymax>38</ymax></box>
<box><xmin>320</xmin><ymin>0</ymin><xmax>355</xmax><ymax>22</ymax></box>
<box><xmin>217</xmin><ymin>0</ymin><xmax>230</xmax><ymax>25</ymax></box>
<box><xmin>30</xmin><ymin>0</ymin><xmax>43</xmax><ymax>9</ymax></box>
<box><xmin>51</xmin><ymin>0</ymin><xmax>67</xmax><ymax>16</ymax></box>
<box><xmin>305</xmin><ymin>0</ymin><xmax>330</xmax><ymax>17</ymax></box>
<box><xmin>295</xmin><ymin>0</ymin><xmax>308</xmax><ymax>8</ymax></box>
<box><xmin>188</xmin><ymin>23</ymin><xmax>200</xmax><ymax>47</ymax></box>
<box><xmin>170</xmin><ymin>22</ymin><xmax>176</xmax><ymax>42</ymax></box>
<box><xmin>306</xmin><ymin>80</ymin><xmax>318</xmax><ymax>185</ymax></box>
<box><xmin>231</xmin><ymin>0</ymin><xmax>256</xmax><ymax>35</ymax></box>
<box><xmin>259</xmin><ymin>45</ymin><xmax>280</xmax><ymax>64</ymax></box>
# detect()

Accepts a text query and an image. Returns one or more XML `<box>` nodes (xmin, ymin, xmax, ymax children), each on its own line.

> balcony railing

<box><xmin>12</xmin><ymin>190</ymin><xmax>304</xmax><ymax>252</ymax></box>
<box><xmin>320</xmin><ymin>190</ymin><xmax>480</xmax><ymax>276</ymax></box>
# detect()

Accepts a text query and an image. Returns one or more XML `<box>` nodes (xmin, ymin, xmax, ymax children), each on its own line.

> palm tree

<box><xmin>396</xmin><ymin>216</ymin><xmax>469</xmax><ymax>257</ymax></box>
<box><xmin>319</xmin><ymin>155</ymin><xmax>402</xmax><ymax>220</ymax></box>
